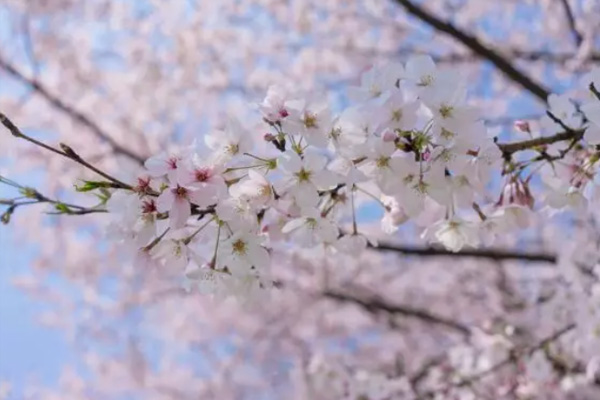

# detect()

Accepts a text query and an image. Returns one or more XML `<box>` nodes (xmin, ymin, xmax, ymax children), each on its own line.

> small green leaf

<box><xmin>75</xmin><ymin>180</ymin><xmax>115</xmax><ymax>192</ymax></box>
<box><xmin>54</xmin><ymin>203</ymin><xmax>71</xmax><ymax>214</ymax></box>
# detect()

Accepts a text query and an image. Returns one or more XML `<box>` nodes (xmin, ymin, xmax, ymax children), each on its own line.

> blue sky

<box><xmin>0</xmin><ymin>204</ymin><xmax>73</xmax><ymax>390</ymax></box>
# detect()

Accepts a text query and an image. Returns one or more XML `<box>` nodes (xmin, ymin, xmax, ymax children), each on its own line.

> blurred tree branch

<box><xmin>325</xmin><ymin>290</ymin><xmax>472</xmax><ymax>336</ymax></box>
<box><xmin>372</xmin><ymin>241</ymin><xmax>557</xmax><ymax>263</ymax></box>
<box><xmin>392</xmin><ymin>0</ymin><xmax>551</xmax><ymax>102</ymax></box>
<box><xmin>0</xmin><ymin>57</ymin><xmax>146</xmax><ymax>164</ymax></box>
<box><xmin>558</xmin><ymin>0</ymin><xmax>583</xmax><ymax>47</ymax></box>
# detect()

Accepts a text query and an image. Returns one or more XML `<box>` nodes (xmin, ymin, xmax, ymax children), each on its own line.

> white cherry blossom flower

<box><xmin>177</xmin><ymin>157</ymin><xmax>228</xmax><ymax>207</ymax></box>
<box><xmin>282</xmin><ymin>207</ymin><xmax>339</xmax><ymax>247</ymax></box>
<box><xmin>150</xmin><ymin>237</ymin><xmax>201</xmax><ymax>271</ymax></box>
<box><xmin>278</xmin><ymin>151</ymin><xmax>338</xmax><ymax>207</ymax></box>
<box><xmin>156</xmin><ymin>184</ymin><xmax>203</xmax><ymax>229</ymax></box>
<box><xmin>259</xmin><ymin>85</ymin><xmax>290</xmax><ymax>123</ymax></box>
<box><xmin>359</xmin><ymin>138</ymin><xmax>404</xmax><ymax>195</ymax></box>
<box><xmin>216</xmin><ymin>196</ymin><xmax>258</xmax><ymax>231</ymax></box>
<box><xmin>229</xmin><ymin>169</ymin><xmax>274</xmax><ymax>207</ymax></box>
<box><xmin>282</xmin><ymin>96</ymin><xmax>332</xmax><ymax>147</ymax></box>
<box><xmin>581</xmin><ymin>100</ymin><xmax>600</xmax><ymax>143</ymax></box>
<box><xmin>422</xmin><ymin>217</ymin><xmax>480</xmax><ymax>252</ymax></box>
<box><xmin>348</xmin><ymin>63</ymin><xmax>403</xmax><ymax>102</ymax></box>
<box><xmin>328</xmin><ymin>106</ymin><xmax>371</xmax><ymax>158</ymax></box>
<box><xmin>380</xmin><ymin>90</ymin><xmax>419</xmax><ymax>131</ymax></box>
<box><xmin>380</xmin><ymin>194</ymin><xmax>409</xmax><ymax>234</ymax></box>
<box><xmin>204</xmin><ymin>117</ymin><xmax>253</xmax><ymax>163</ymax></box>
<box><xmin>218</xmin><ymin>231</ymin><xmax>270</xmax><ymax>277</ymax></box>
<box><xmin>144</xmin><ymin>145</ymin><xmax>194</xmax><ymax>182</ymax></box>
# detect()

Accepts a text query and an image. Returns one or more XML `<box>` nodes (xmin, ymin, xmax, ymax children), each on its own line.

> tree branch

<box><xmin>392</xmin><ymin>0</ymin><xmax>550</xmax><ymax>101</ymax></box>
<box><xmin>558</xmin><ymin>0</ymin><xmax>583</xmax><ymax>47</ymax></box>
<box><xmin>0</xmin><ymin>112</ymin><xmax>133</xmax><ymax>190</ymax></box>
<box><xmin>0</xmin><ymin>57</ymin><xmax>145</xmax><ymax>164</ymax></box>
<box><xmin>325</xmin><ymin>290</ymin><xmax>471</xmax><ymax>336</ymax></box>
<box><xmin>371</xmin><ymin>241</ymin><xmax>557</xmax><ymax>264</ymax></box>
<box><xmin>496</xmin><ymin>128</ymin><xmax>584</xmax><ymax>155</ymax></box>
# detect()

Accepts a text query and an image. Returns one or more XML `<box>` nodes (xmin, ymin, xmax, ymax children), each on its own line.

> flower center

<box><xmin>137</xmin><ymin>177</ymin><xmax>151</xmax><ymax>191</ymax></box>
<box><xmin>141</xmin><ymin>199</ymin><xmax>157</xmax><ymax>214</ymax></box>
<box><xmin>306</xmin><ymin>218</ymin><xmax>318</xmax><ymax>230</ymax></box>
<box><xmin>195</xmin><ymin>168</ymin><xmax>211</xmax><ymax>182</ymax></box>
<box><xmin>174</xmin><ymin>185</ymin><xmax>188</xmax><ymax>198</ymax></box>
<box><xmin>330</xmin><ymin>127</ymin><xmax>341</xmax><ymax>140</ymax></box>
<box><xmin>376</xmin><ymin>156</ymin><xmax>390</xmax><ymax>168</ymax></box>
<box><xmin>295</xmin><ymin>168</ymin><xmax>312</xmax><ymax>182</ymax></box>
<box><xmin>259</xmin><ymin>184</ymin><xmax>272</xmax><ymax>198</ymax></box>
<box><xmin>440</xmin><ymin>128</ymin><xmax>455</xmax><ymax>140</ymax></box>
<box><xmin>232</xmin><ymin>239</ymin><xmax>247</xmax><ymax>255</ymax></box>
<box><xmin>414</xmin><ymin>180</ymin><xmax>428</xmax><ymax>194</ymax></box>
<box><xmin>226</xmin><ymin>143</ymin><xmax>239</xmax><ymax>155</ymax></box>
<box><xmin>369</xmin><ymin>85</ymin><xmax>383</xmax><ymax>97</ymax></box>
<box><xmin>418</xmin><ymin>75</ymin><xmax>434</xmax><ymax>87</ymax></box>
<box><xmin>439</xmin><ymin>105</ymin><xmax>454</xmax><ymax>119</ymax></box>
<box><xmin>303</xmin><ymin>112</ymin><xmax>318</xmax><ymax>129</ymax></box>
<box><xmin>167</xmin><ymin>157</ymin><xmax>178</xmax><ymax>169</ymax></box>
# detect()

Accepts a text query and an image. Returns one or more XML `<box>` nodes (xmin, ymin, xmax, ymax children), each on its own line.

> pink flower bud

<box><xmin>514</xmin><ymin>120</ymin><xmax>530</xmax><ymax>133</ymax></box>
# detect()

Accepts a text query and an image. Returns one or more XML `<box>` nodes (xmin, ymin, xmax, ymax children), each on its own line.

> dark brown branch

<box><xmin>0</xmin><ymin>57</ymin><xmax>145</xmax><ymax>164</ymax></box>
<box><xmin>433</xmin><ymin>49</ymin><xmax>600</xmax><ymax>63</ymax></box>
<box><xmin>371</xmin><ymin>241</ymin><xmax>557</xmax><ymax>263</ymax></box>
<box><xmin>325</xmin><ymin>290</ymin><xmax>471</xmax><ymax>336</ymax></box>
<box><xmin>392</xmin><ymin>0</ymin><xmax>551</xmax><ymax>101</ymax></box>
<box><xmin>0</xmin><ymin>112</ymin><xmax>133</xmax><ymax>190</ymax></box>
<box><xmin>496</xmin><ymin>128</ymin><xmax>584</xmax><ymax>155</ymax></box>
<box><xmin>558</xmin><ymin>0</ymin><xmax>583</xmax><ymax>47</ymax></box>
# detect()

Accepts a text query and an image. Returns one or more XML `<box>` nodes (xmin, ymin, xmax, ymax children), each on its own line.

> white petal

<box><xmin>169</xmin><ymin>196</ymin><xmax>191</xmax><ymax>229</ymax></box>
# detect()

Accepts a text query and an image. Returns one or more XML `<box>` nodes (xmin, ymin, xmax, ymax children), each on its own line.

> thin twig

<box><xmin>0</xmin><ymin>112</ymin><xmax>133</xmax><ymax>190</ymax></box>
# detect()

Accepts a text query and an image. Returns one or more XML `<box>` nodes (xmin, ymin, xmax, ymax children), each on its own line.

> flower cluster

<box><xmin>101</xmin><ymin>58</ymin><xmax>600</xmax><ymax>295</ymax></box>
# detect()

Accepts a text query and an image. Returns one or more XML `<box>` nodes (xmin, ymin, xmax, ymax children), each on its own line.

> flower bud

<box><xmin>514</xmin><ymin>120</ymin><xmax>531</xmax><ymax>133</ymax></box>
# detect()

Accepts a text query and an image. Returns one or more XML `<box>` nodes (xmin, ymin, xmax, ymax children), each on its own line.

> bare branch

<box><xmin>371</xmin><ymin>241</ymin><xmax>557</xmax><ymax>264</ymax></box>
<box><xmin>392</xmin><ymin>0</ymin><xmax>550</xmax><ymax>101</ymax></box>
<box><xmin>0</xmin><ymin>57</ymin><xmax>145</xmax><ymax>164</ymax></box>
<box><xmin>0</xmin><ymin>112</ymin><xmax>133</xmax><ymax>190</ymax></box>
<box><xmin>496</xmin><ymin>128</ymin><xmax>584</xmax><ymax>155</ymax></box>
